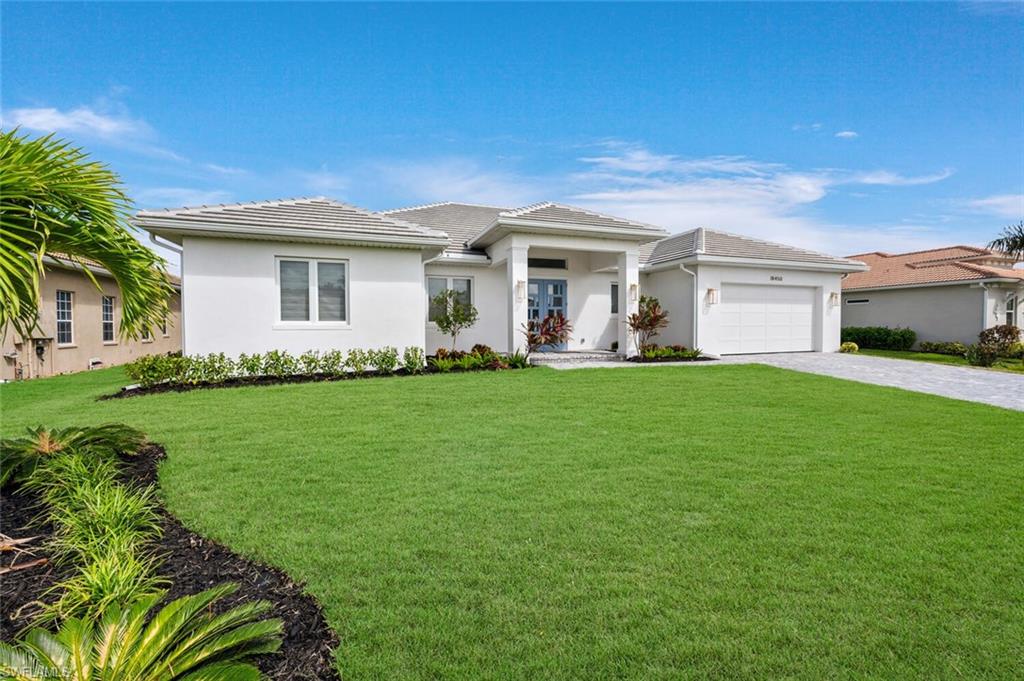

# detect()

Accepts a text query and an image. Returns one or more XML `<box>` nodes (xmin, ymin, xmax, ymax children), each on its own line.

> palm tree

<box><xmin>0</xmin><ymin>129</ymin><xmax>173</xmax><ymax>340</ymax></box>
<box><xmin>989</xmin><ymin>220</ymin><xmax>1024</xmax><ymax>259</ymax></box>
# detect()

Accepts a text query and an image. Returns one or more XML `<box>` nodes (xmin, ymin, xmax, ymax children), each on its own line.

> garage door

<box><xmin>719</xmin><ymin>284</ymin><xmax>815</xmax><ymax>354</ymax></box>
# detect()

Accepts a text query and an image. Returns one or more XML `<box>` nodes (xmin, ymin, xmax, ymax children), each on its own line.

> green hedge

<box><xmin>840</xmin><ymin>326</ymin><xmax>917</xmax><ymax>351</ymax></box>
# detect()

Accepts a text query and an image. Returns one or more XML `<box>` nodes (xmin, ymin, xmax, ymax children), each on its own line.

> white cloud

<box><xmin>852</xmin><ymin>168</ymin><xmax>954</xmax><ymax>186</ymax></box>
<box><xmin>134</xmin><ymin>187</ymin><xmax>232</xmax><ymax>209</ymax></box>
<box><xmin>203</xmin><ymin>163</ymin><xmax>247</xmax><ymax>176</ymax></box>
<box><xmin>376</xmin><ymin>158</ymin><xmax>542</xmax><ymax>207</ymax></box>
<box><xmin>965</xmin><ymin>193</ymin><xmax>1024</xmax><ymax>219</ymax></box>
<box><xmin>298</xmin><ymin>166</ymin><xmax>349</xmax><ymax>195</ymax></box>
<box><xmin>835</xmin><ymin>130</ymin><xmax>859</xmax><ymax>139</ymax></box>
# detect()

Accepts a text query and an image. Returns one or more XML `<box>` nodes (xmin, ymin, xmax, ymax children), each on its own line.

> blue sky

<box><xmin>3</xmin><ymin>1</ymin><xmax>1022</xmax><ymax>264</ymax></box>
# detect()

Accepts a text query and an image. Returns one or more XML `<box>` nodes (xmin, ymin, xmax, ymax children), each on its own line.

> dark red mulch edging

<box><xmin>626</xmin><ymin>356</ymin><xmax>716</xmax><ymax>363</ymax></box>
<box><xmin>1</xmin><ymin>445</ymin><xmax>340</xmax><ymax>681</ymax></box>
<box><xmin>102</xmin><ymin>364</ymin><xmax>531</xmax><ymax>400</ymax></box>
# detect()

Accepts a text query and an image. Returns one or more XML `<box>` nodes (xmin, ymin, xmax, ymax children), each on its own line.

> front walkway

<box><xmin>549</xmin><ymin>352</ymin><xmax>1024</xmax><ymax>412</ymax></box>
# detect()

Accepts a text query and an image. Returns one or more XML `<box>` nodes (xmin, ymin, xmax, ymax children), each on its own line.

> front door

<box><xmin>527</xmin><ymin>279</ymin><xmax>568</xmax><ymax>351</ymax></box>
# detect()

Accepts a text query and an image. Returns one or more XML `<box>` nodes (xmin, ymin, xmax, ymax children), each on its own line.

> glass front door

<box><xmin>528</xmin><ymin>279</ymin><xmax>568</xmax><ymax>350</ymax></box>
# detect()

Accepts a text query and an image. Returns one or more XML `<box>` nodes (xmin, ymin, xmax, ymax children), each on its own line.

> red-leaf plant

<box><xmin>521</xmin><ymin>313</ymin><xmax>574</xmax><ymax>357</ymax></box>
<box><xmin>626</xmin><ymin>295</ymin><xmax>670</xmax><ymax>357</ymax></box>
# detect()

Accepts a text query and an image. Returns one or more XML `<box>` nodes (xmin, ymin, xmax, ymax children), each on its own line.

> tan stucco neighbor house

<box><xmin>1</xmin><ymin>255</ymin><xmax>182</xmax><ymax>381</ymax></box>
<box><xmin>841</xmin><ymin>246</ymin><xmax>1024</xmax><ymax>345</ymax></box>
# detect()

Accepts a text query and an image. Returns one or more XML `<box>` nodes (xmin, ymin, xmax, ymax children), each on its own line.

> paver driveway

<box><xmin>553</xmin><ymin>352</ymin><xmax>1024</xmax><ymax>411</ymax></box>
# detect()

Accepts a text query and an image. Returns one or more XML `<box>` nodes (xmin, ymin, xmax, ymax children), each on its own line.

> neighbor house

<box><xmin>841</xmin><ymin>246</ymin><xmax>1024</xmax><ymax>345</ymax></box>
<box><xmin>134</xmin><ymin>198</ymin><xmax>866</xmax><ymax>358</ymax></box>
<box><xmin>1</xmin><ymin>255</ymin><xmax>182</xmax><ymax>381</ymax></box>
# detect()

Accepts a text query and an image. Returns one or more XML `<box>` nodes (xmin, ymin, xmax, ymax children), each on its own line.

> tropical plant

<box><xmin>626</xmin><ymin>295</ymin><xmax>670</xmax><ymax>355</ymax></box>
<box><xmin>431</xmin><ymin>289</ymin><xmax>479</xmax><ymax>350</ymax></box>
<box><xmin>345</xmin><ymin>348</ymin><xmax>370</xmax><ymax>374</ymax></box>
<box><xmin>298</xmin><ymin>350</ymin><xmax>322</xmax><ymax>375</ymax></box>
<box><xmin>988</xmin><ymin>220</ymin><xmax>1024</xmax><ymax>259</ymax></box>
<box><xmin>0</xmin><ymin>584</ymin><xmax>283</xmax><ymax>680</ymax></box>
<box><xmin>978</xmin><ymin>324</ymin><xmax>1021</xmax><ymax>356</ymax></box>
<box><xmin>402</xmin><ymin>346</ymin><xmax>425</xmax><ymax>373</ymax></box>
<box><xmin>262</xmin><ymin>350</ymin><xmax>297</xmax><ymax>378</ymax></box>
<box><xmin>0</xmin><ymin>129</ymin><xmax>174</xmax><ymax>340</ymax></box>
<box><xmin>839</xmin><ymin>342</ymin><xmax>859</xmax><ymax>353</ymax></box>
<box><xmin>964</xmin><ymin>343</ymin><xmax>999</xmax><ymax>367</ymax></box>
<box><xmin>455</xmin><ymin>354</ymin><xmax>483</xmax><ymax>371</ymax></box>
<box><xmin>370</xmin><ymin>346</ymin><xmax>399</xmax><ymax>374</ymax></box>
<box><xmin>1</xmin><ymin>423</ymin><xmax>145</xmax><ymax>487</ymax></box>
<box><xmin>429</xmin><ymin>356</ymin><xmax>456</xmax><ymax>373</ymax></box>
<box><xmin>470</xmin><ymin>344</ymin><xmax>493</xmax><ymax>356</ymax></box>
<box><xmin>236</xmin><ymin>352</ymin><xmax>265</xmax><ymax>378</ymax></box>
<box><xmin>521</xmin><ymin>313</ymin><xmax>574</xmax><ymax>357</ymax></box>
<box><xmin>321</xmin><ymin>349</ymin><xmax>346</xmax><ymax>376</ymax></box>
<box><xmin>505</xmin><ymin>350</ymin><xmax>530</xmax><ymax>369</ymax></box>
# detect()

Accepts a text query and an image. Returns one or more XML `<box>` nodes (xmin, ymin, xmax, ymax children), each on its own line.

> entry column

<box><xmin>507</xmin><ymin>246</ymin><xmax>529</xmax><ymax>354</ymax></box>
<box><xmin>617</xmin><ymin>250</ymin><xmax>639</xmax><ymax>357</ymax></box>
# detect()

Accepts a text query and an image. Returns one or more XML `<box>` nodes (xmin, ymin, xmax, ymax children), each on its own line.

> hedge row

<box><xmin>840</xmin><ymin>326</ymin><xmax>917</xmax><ymax>351</ymax></box>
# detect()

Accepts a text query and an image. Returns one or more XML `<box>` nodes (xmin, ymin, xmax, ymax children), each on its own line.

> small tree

<box><xmin>989</xmin><ymin>220</ymin><xmax>1024</xmax><ymax>259</ymax></box>
<box><xmin>431</xmin><ymin>289</ymin><xmax>479</xmax><ymax>350</ymax></box>
<box><xmin>626</xmin><ymin>295</ymin><xmax>670</xmax><ymax>356</ymax></box>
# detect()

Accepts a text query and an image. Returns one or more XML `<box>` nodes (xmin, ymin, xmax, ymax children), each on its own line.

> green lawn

<box><xmin>859</xmin><ymin>348</ymin><xmax>1024</xmax><ymax>374</ymax></box>
<box><xmin>3</xmin><ymin>366</ymin><xmax>1022</xmax><ymax>679</ymax></box>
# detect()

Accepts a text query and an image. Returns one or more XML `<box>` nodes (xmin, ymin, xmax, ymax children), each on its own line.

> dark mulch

<box><xmin>626</xmin><ymin>356</ymin><xmax>717</xmax><ymax>363</ymax></box>
<box><xmin>102</xmin><ymin>364</ymin><xmax>531</xmax><ymax>400</ymax></box>
<box><xmin>1</xmin><ymin>445</ymin><xmax>339</xmax><ymax>680</ymax></box>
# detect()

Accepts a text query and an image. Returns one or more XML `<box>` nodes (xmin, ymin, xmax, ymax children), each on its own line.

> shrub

<box><xmin>299</xmin><ymin>350</ymin><xmax>322</xmax><ymax>375</ymax></box>
<box><xmin>640</xmin><ymin>346</ymin><xmax>703</xmax><ymax>361</ymax></box>
<box><xmin>471</xmin><ymin>344</ymin><xmax>494</xmax><ymax>356</ymax></box>
<box><xmin>1007</xmin><ymin>341</ymin><xmax>1024</xmax><ymax>360</ymax></box>
<box><xmin>236</xmin><ymin>352</ymin><xmax>265</xmax><ymax>378</ymax></box>
<box><xmin>964</xmin><ymin>343</ymin><xmax>999</xmax><ymax>367</ymax></box>
<box><xmin>506</xmin><ymin>350</ymin><xmax>530</xmax><ymax>369</ymax></box>
<box><xmin>125</xmin><ymin>353</ymin><xmax>189</xmax><ymax>388</ymax></box>
<box><xmin>402</xmin><ymin>346</ymin><xmax>425</xmax><ymax>373</ymax></box>
<box><xmin>1</xmin><ymin>423</ymin><xmax>145</xmax><ymax>487</ymax></box>
<box><xmin>321</xmin><ymin>349</ymin><xmax>346</xmax><ymax>376</ymax></box>
<box><xmin>627</xmin><ymin>295</ymin><xmax>670</xmax><ymax>355</ymax></box>
<box><xmin>262</xmin><ymin>349</ymin><xmax>298</xmax><ymax>377</ymax></box>
<box><xmin>431</xmin><ymin>289</ymin><xmax>479</xmax><ymax>349</ymax></box>
<box><xmin>370</xmin><ymin>346</ymin><xmax>399</xmax><ymax>374</ymax></box>
<box><xmin>839</xmin><ymin>342</ymin><xmax>859</xmax><ymax>353</ymax></box>
<box><xmin>185</xmin><ymin>352</ymin><xmax>234</xmax><ymax>384</ymax></box>
<box><xmin>521</xmin><ymin>314</ymin><xmax>574</xmax><ymax>357</ymax></box>
<box><xmin>918</xmin><ymin>341</ymin><xmax>968</xmax><ymax>356</ymax></box>
<box><xmin>841</xmin><ymin>326</ymin><xmax>916</xmax><ymax>351</ymax></box>
<box><xmin>0</xmin><ymin>584</ymin><xmax>282</xmax><ymax>680</ymax></box>
<box><xmin>429</xmin><ymin>356</ymin><xmax>456</xmax><ymax>373</ymax></box>
<box><xmin>978</xmin><ymin>324</ymin><xmax>1021</xmax><ymax>356</ymax></box>
<box><xmin>345</xmin><ymin>348</ymin><xmax>370</xmax><ymax>374</ymax></box>
<box><xmin>455</xmin><ymin>354</ymin><xmax>484</xmax><ymax>371</ymax></box>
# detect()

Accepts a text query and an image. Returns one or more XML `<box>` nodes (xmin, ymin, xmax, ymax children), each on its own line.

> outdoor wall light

<box><xmin>629</xmin><ymin>283</ymin><xmax>638</xmax><ymax>302</ymax></box>
<box><xmin>706</xmin><ymin>288</ymin><xmax>719</xmax><ymax>305</ymax></box>
<box><xmin>828</xmin><ymin>291</ymin><xmax>840</xmax><ymax>306</ymax></box>
<box><xmin>515</xmin><ymin>279</ymin><xmax>526</xmax><ymax>302</ymax></box>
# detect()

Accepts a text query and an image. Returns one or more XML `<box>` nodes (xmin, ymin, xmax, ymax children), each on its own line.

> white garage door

<box><xmin>719</xmin><ymin>284</ymin><xmax>815</xmax><ymax>354</ymax></box>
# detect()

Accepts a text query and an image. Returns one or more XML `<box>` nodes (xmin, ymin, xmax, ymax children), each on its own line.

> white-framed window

<box><xmin>427</xmin><ymin>276</ymin><xmax>472</xmax><ymax>323</ymax></box>
<box><xmin>56</xmin><ymin>290</ymin><xmax>74</xmax><ymax>345</ymax></box>
<box><xmin>160</xmin><ymin>316</ymin><xmax>168</xmax><ymax>337</ymax></box>
<box><xmin>1007</xmin><ymin>296</ymin><xmax>1016</xmax><ymax>326</ymax></box>
<box><xmin>611</xmin><ymin>282</ymin><xmax>619</xmax><ymax>315</ymax></box>
<box><xmin>141</xmin><ymin>327</ymin><xmax>153</xmax><ymax>342</ymax></box>
<box><xmin>102</xmin><ymin>295</ymin><xmax>115</xmax><ymax>343</ymax></box>
<box><xmin>277</xmin><ymin>257</ymin><xmax>348</xmax><ymax>324</ymax></box>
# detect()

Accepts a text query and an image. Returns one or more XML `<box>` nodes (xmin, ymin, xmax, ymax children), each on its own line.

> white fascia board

<box><xmin>468</xmin><ymin>217</ymin><xmax>667</xmax><ymax>249</ymax></box>
<box><xmin>642</xmin><ymin>254</ymin><xmax>866</xmax><ymax>273</ymax></box>
<box><xmin>134</xmin><ymin>219</ymin><xmax>450</xmax><ymax>250</ymax></box>
<box><xmin>424</xmin><ymin>252</ymin><xmax>492</xmax><ymax>266</ymax></box>
<box><xmin>843</xmin><ymin>278</ymin><xmax>1024</xmax><ymax>293</ymax></box>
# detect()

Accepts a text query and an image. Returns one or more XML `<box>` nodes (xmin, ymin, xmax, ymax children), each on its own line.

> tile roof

<box><xmin>499</xmin><ymin>202</ymin><xmax>665</xmax><ymax>232</ymax></box>
<box><xmin>842</xmin><ymin>246</ymin><xmax>1024</xmax><ymax>290</ymax></box>
<box><xmin>135</xmin><ymin>197</ymin><xmax>449</xmax><ymax>247</ymax></box>
<box><xmin>45</xmin><ymin>253</ymin><xmax>181</xmax><ymax>287</ymax></box>
<box><xmin>382</xmin><ymin>202</ymin><xmax>506</xmax><ymax>255</ymax></box>
<box><xmin>643</xmin><ymin>227</ymin><xmax>864</xmax><ymax>268</ymax></box>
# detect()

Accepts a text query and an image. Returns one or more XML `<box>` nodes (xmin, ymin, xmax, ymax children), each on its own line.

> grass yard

<box><xmin>2</xmin><ymin>365</ymin><xmax>1022</xmax><ymax>679</ymax></box>
<box><xmin>859</xmin><ymin>348</ymin><xmax>1024</xmax><ymax>374</ymax></box>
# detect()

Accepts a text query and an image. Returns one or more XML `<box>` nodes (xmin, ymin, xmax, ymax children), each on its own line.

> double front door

<box><xmin>527</xmin><ymin>279</ymin><xmax>567</xmax><ymax>351</ymax></box>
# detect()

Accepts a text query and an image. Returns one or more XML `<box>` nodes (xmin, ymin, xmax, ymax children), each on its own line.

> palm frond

<box><xmin>988</xmin><ymin>220</ymin><xmax>1024</xmax><ymax>259</ymax></box>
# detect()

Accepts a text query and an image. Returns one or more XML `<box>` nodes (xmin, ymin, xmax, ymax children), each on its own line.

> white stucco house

<box><xmin>134</xmin><ymin>198</ymin><xmax>867</xmax><ymax>358</ymax></box>
<box><xmin>841</xmin><ymin>246</ymin><xmax>1024</xmax><ymax>345</ymax></box>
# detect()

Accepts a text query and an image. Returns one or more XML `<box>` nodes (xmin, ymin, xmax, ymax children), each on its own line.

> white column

<box><xmin>617</xmin><ymin>250</ymin><xmax>639</xmax><ymax>357</ymax></box>
<box><xmin>507</xmin><ymin>246</ymin><xmax>529</xmax><ymax>354</ymax></box>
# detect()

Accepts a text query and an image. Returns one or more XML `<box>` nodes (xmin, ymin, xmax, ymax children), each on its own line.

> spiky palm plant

<box><xmin>989</xmin><ymin>220</ymin><xmax>1024</xmax><ymax>259</ymax></box>
<box><xmin>0</xmin><ymin>129</ymin><xmax>174</xmax><ymax>340</ymax></box>
<box><xmin>0</xmin><ymin>423</ymin><xmax>146</xmax><ymax>487</ymax></box>
<box><xmin>0</xmin><ymin>584</ymin><xmax>283</xmax><ymax>680</ymax></box>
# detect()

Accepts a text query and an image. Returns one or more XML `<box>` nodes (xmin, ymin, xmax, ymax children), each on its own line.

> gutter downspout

<box><xmin>679</xmin><ymin>264</ymin><xmax>698</xmax><ymax>349</ymax></box>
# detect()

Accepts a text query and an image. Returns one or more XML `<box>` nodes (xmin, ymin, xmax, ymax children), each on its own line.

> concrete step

<box><xmin>530</xmin><ymin>351</ymin><xmax>625</xmax><ymax>365</ymax></box>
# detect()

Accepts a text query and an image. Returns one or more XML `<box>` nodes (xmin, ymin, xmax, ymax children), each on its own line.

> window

<box><xmin>611</xmin><ymin>282</ymin><xmax>619</xmax><ymax>314</ymax></box>
<box><xmin>141</xmin><ymin>328</ymin><xmax>153</xmax><ymax>342</ymax></box>
<box><xmin>102</xmin><ymin>296</ymin><xmax>115</xmax><ymax>343</ymax></box>
<box><xmin>1007</xmin><ymin>296</ymin><xmax>1016</xmax><ymax>326</ymax></box>
<box><xmin>56</xmin><ymin>290</ymin><xmax>73</xmax><ymax>345</ymax></box>
<box><xmin>528</xmin><ymin>257</ymin><xmax>567</xmax><ymax>270</ymax></box>
<box><xmin>277</xmin><ymin>258</ymin><xmax>347</xmax><ymax>323</ymax></box>
<box><xmin>846</xmin><ymin>299</ymin><xmax>870</xmax><ymax>305</ymax></box>
<box><xmin>160</xmin><ymin>316</ymin><xmax>168</xmax><ymax>336</ymax></box>
<box><xmin>427</xmin><ymin>276</ymin><xmax>472</xmax><ymax>322</ymax></box>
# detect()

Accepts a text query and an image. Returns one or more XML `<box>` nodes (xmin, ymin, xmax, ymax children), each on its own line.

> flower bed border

<box><xmin>626</xmin><ymin>356</ymin><xmax>717</xmax><ymax>364</ymax></box>
<box><xmin>1</xmin><ymin>444</ymin><xmax>340</xmax><ymax>680</ymax></box>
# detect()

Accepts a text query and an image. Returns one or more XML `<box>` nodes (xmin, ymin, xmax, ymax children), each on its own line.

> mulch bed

<box><xmin>626</xmin><ymin>356</ymin><xmax>717</xmax><ymax>363</ymax></box>
<box><xmin>1</xmin><ymin>444</ymin><xmax>339</xmax><ymax>680</ymax></box>
<box><xmin>102</xmin><ymin>365</ymin><xmax>530</xmax><ymax>400</ymax></box>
